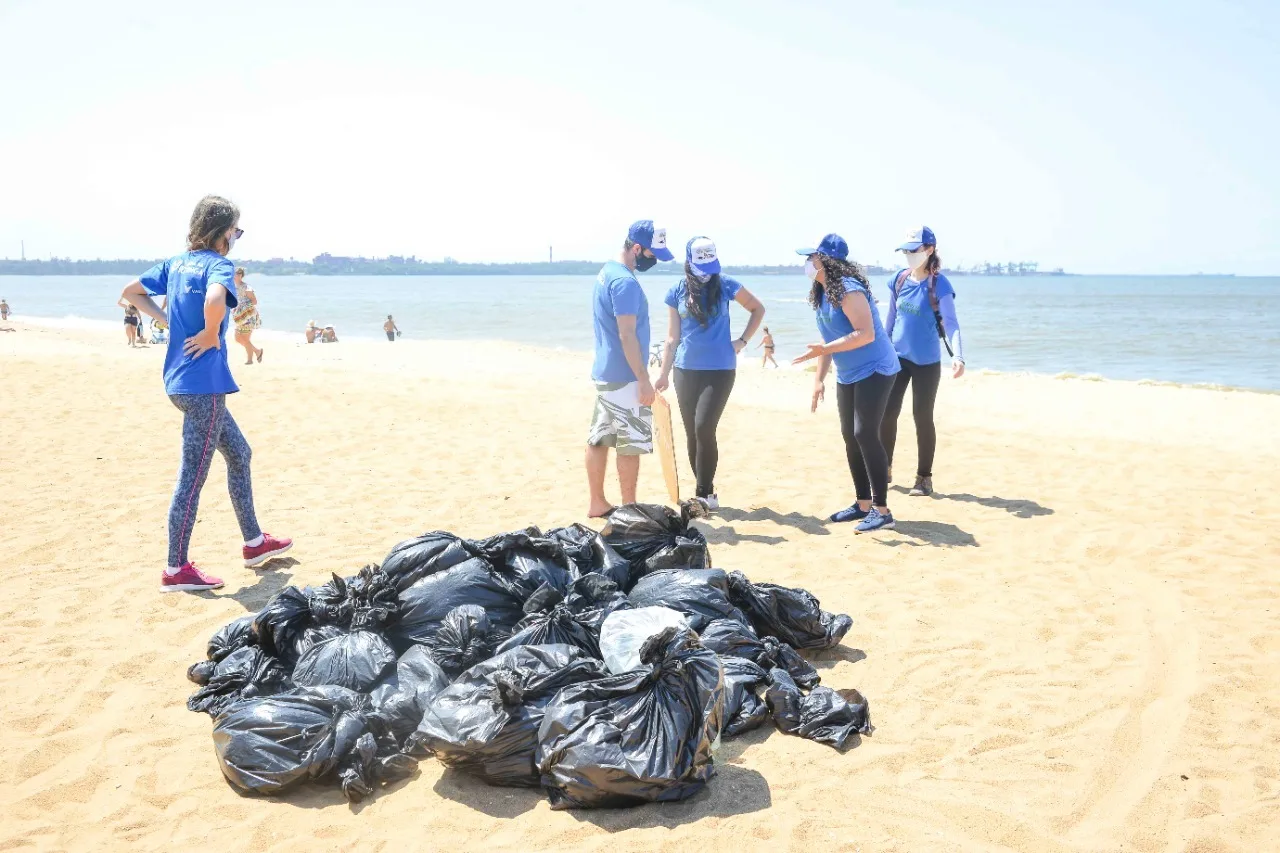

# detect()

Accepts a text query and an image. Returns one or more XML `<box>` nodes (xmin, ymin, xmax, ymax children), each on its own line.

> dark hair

<box><xmin>682</xmin><ymin>263</ymin><xmax>723</xmax><ymax>328</ymax></box>
<box><xmin>187</xmin><ymin>195</ymin><xmax>240</xmax><ymax>253</ymax></box>
<box><xmin>808</xmin><ymin>254</ymin><xmax>870</xmax><ymax>310</ymax></box>
<box><xmin>925</xmin><ymin>246</ymin><xmax>942</xmax><ymax>276</ymax></box>
<box><xmin>623</xmin><ymin>239</ymin><xmax>637</xmax><ymax>251</ymax></box>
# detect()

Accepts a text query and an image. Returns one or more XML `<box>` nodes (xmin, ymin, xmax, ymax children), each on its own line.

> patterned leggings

<box><xmin>167</xmin><ymin>394</ymin><xmax>261</xmax><ymax>567</ymax></box>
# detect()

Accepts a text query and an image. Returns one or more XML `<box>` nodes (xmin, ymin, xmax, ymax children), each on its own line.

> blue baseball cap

<box><xmin>627</xmin><ymin>220</ymin><xmax>674</xmax><ymax>261</ymax></box>
<box><xmin>796</xmin><ymin>233</ymin><xmax>849</xmax><ymax>261</ymax></box>
<box><xmin>686</xmin><ymin>236</ymin><xmax>721</xmax><ymax>276</ymax></box>
<box><xmin>896</xmin><ymin>226</ymin><xmax>937</xmax><ymax>252</ymax></box>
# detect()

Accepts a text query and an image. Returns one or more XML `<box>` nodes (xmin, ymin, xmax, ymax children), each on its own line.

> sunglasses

<box><xmin>233</xmin><ymin>228</ymin><xmax>244</xmax><ymax>239</ymax></box>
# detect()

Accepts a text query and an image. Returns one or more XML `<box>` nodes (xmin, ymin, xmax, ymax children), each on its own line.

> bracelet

<box><xmin>737</xmin><ymin>336</ymin><xmax>748</xmax><ymax>344</ymax></box>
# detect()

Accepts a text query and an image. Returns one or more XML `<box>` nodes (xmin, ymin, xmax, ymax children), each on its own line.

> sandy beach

<box><xmin>2</xmin><ymin>320</ymin><xmax>1278</xmax><ymax>853</ymax></box>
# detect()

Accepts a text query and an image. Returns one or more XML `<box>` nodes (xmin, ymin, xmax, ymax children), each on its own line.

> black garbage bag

<box><xmin>699</xmin><ymin>618</ymin><xmax>820</xmax><ymax>690</ymax></box>
<box><xmin>721</xmin><ymin>656</ymin><xmax>770</xmax><ymax>737</ymax></box>
<box><xmin>627</xmin><ymin>569</ymin><xmax>750</xmax><ymax>632</ymax></box>
<box><xmin>309</xmin><ymin>566</ymin><xmax>401</xmax><ymax>632</ymax></box>
<box><xmin>292</xmin><ymin>630</ymin><xmax>397</xmax><ymax>692</ymax></box>
<box><xmin>387</xmin><ymin>557</ymin><xmax>525</xmax><ymax>651</ymax></box>
<box><xmin>251</xmin><ymin>585</ymin><xmax>315</xmax><ymax>665</ymax></box>
<box><xmin>212</xmin><ymin>686</ymin><xmax>387</xmax><ymax>801</ymax></box>
<box><xmin>472</xmin><ymin>528</ymin><xmax>575</xmax><ymax>601</ymax></box>
<box><xmin>764</xmin><ymin>668</ymin><xmax>871</xmax><ymax>749</ymax></box>
<box><xmin>725</xmin><ymin>570</ymin><xmax>853</xmax><ymax>651</ymax></box>
<box><xmin>407</xmin><ymin>644</ymin><xmax>606</xmax><ymax>787</ymax></box>
<box><xmin>380</xmin><ymin>531</ymin><xmax>481</xmax><ymax>592</ymax></box>
<box><xmin>546</xmin><ymin>523</ymin><xmax>631</xmax><ymax>588</ymax></box>
<box><xmin>494</xmin><ymin>588</ymin><xmax>602</xmax><ymax>659</ymax></box>
<box><xmin>369</xmin><ymin>646</ymin><xmax>452</xmax><ymax>744</ymax></box>
<box><xmin>601</xmin><ymin>502</ymin><xmax>711</xmax><ymax>586</ymax></box>
<box><xmin>562</xmin><ymin>574</ymin><xmax>632</xmax><ymax>633</ymax></box>
<box><xmin>206</xmin><ymin>615</ymin><xmax>256</xmax><ymax>663</ymax></box>
<box><xmin>293</xmin><ymin>624</ymin><xmax>347</xmax><ymax>660</ymax></box>
<box><xmin>187</xmin><ymin>646</ymin><xmax>292</xmax><ymax>717</ymax></box>
<box><xmin>425</xmin><ymin>604</ymin><xmax>498</xmax><ymax>675</ymax></box>
<box><xmin>536</xmin><ymin>626</ymin><xmax>726</xmax><ymax>809</ymax></box>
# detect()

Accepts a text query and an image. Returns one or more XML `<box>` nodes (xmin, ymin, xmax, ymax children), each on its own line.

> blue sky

<box><xmin>1</xmin><ymin>0</ymin><xmax>1277</xmax><ymax>273</ymax></box>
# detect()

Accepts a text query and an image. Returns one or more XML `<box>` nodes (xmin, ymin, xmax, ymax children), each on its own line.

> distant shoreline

<box><xmin>0</xmin><ymin>257</ymin><xmax>1073</xmax><ymax>277</ymax></box>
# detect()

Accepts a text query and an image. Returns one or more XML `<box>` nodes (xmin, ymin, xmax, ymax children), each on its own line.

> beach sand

<box><xmin>2</xmin><ymin>320</ymin><xmax>1278</xmax><ymax>852</ymax></box>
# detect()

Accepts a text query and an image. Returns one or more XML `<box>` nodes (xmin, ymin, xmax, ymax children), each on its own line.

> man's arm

<box><xmin>616</xmin><ymin>314</ymin><xmax>655</xmax><ymax>405</ymax></box>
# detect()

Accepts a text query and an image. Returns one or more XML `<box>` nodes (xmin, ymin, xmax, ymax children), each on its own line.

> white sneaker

<box><xmin>698</xmin><ymin>494</ymin><xmax>720</xmax><ymax>511</ymax></box>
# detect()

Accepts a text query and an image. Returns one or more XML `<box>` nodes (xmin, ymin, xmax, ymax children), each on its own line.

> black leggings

<box><xmin>881</xmin><ymin>358</ymin><xmax>942</xmax><ymax>478</ymax></box>
<box><xmin>835</xmin><ymin>372</ymin><xmax>895</xmax><ymax>507</ymax></box>
<box><xmin>672</xmin><ymin>367</ymin><xmax>736</xmax><ymax>498</ymax></box>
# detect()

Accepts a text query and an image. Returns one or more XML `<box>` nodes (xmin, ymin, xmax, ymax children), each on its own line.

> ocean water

<box><xmin>2</xmin><ymin>273</ymin><xmax>1278</xmax><ymax>391</ymax></box>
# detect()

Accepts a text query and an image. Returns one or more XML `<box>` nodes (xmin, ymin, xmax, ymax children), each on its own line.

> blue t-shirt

<box><xmin>814</xmin><ymin>278</ymin><xmax>900</xmax><ymax>384</ymax></box>
<box><xmin>663</xmin><ymin>275</ymin><xmax>743</xmax><ymax>371</ymax></box>
<box><xmin>888</xmin><ymin>270</ymin><xmax>955</xmax><ymax>366</ymax></box>
<box><xmin>139</xmin><ymin>250</ymin><xmax>240</xmax><ymax>396</ymax></box>
<box><xmin>591</xmin><ymin>261</ymin><xmax>650</xmax><ymax>383</ymax></box>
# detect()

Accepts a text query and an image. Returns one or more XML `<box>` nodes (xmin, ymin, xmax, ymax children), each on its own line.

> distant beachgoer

<box><xmin>882</xmin><ymin>226</ymin><xmax>965</xmax><ymax>497</ymax></box>
<box><xmin>0</xmin><ymin>299</ymin><xmax>9</xmax><ymax>320</ymax></box>
<box><xmin>585</xmin><ymin>220</ymin><xmax>670</xmax><ymax>518</ymax></box>
<box><xmin>232</xmin><ymin>267</ymin><xmax>264</xmax><ymax>365</ymax></box>
<box><xmin>654</xmin><ymin>237</ymin><xmax>765</xmax><ymax>510</ymax></box>
<box><xmin>305</xmin><ymin>320</ymin><xmax>319</xmax><ymax>343</ymax></box>
<box><xmin>792</xmin><ymin>233</ymin><xmax>901</xmax><ymax>533</ymax></box>
<box><xmin>118</xmin><ymin>301</ymin><xmax>142</xmax><ymax>347</ymax></box>
<box><xmin>118</xmin><ymin>194</ymin><xmax>292</xmax><ymax>593</ymax></box>
<box><xmin>384</xmin><ymin>315</ymin><xmax>400</xmax><ymax>341</ymax></box>
<box><xmin>321</xmin><ymin>325</ymin><xmax>338</xmax><ymax>343</ymax></box>
<box><xmin>757</xmin><ymin>326</ymin><xmax>778</xmax><ymax>368</ymax></box>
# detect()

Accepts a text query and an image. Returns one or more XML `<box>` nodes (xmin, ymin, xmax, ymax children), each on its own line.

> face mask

<box><xmin>904</xmin><ymin>249</ymin><xmax>930</xmax><ymax>270</ymax></box>
<box><xmin>804</xmin><ymin>258</ymin><xmax>820</xmax><ymax>281</ymax></box>
<box><xmin>226</xmin><ymin>230</ymin><xmax>238</xmax><ymax>255</ymax></box>
<box><xmin>635</xmin><ymin>251</ymin><xmax>657</xmax><ymax>272</ymax></box>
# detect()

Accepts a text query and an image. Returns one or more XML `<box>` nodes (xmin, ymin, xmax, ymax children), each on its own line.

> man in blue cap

<box><xmin>585</xmin><ymin>219</ymin><xmax>673</xmax><ymax>517</ymax></box>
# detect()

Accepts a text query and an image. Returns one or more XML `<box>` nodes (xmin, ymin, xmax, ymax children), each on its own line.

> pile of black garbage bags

<box><xmin>186</xmin><ymin>503</ymin><xmax>871</xmax><ymax>807</ymax></box>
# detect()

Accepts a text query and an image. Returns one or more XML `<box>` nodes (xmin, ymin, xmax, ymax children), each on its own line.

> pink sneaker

<box><xmin>160</xmin><ymin>563</ymin><xmax>224</xmax><ymax>593</ymax></box>
<box><xmin>243</xmin><ymin>533</ymin><xmax>293</xmax><ymax>568</ymax></box>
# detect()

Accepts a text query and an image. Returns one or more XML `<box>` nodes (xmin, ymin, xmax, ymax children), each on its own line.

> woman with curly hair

<box><xmin>119</xmin><ymin>195</ymin><xmax>292</xmax><ymax>593</ymax></box>
<box><xmin>792</xmin><ymin>233</ymin><xmax>901</xmax><ymax>532</ymax></box>
<box><xmin>654</xmin><ymin>236</ymin><xmax>766</xmax><ymax>510</ymax></box>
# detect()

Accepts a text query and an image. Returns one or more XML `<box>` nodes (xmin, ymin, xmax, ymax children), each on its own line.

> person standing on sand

<box><xmin>232</xmin><ymin>267</ymin><xmax>264</xmax><ymax>365</ymax></box>
<box><xmin>384</xmin><ymin>315</ymin><xmax>400</xmax><ymax>341</ymax></box>
<box><xmin>881</xmin><ymin>226</ymin><xmax>965</xmax><ymax>497</ymax></box>
<box><xmin>119</xmin><ymin>195</ymin><xmax>293</xmax><ymax>593</ymax></box>
<box><xmin>585</xmin><ymin>220</ymin><xmax>670</xmax><ymax>518</ymax></box>
<box><xmin>792</xmin><ymin>233</ymin><xmax>901</xmax><ymax>533</ymax></box>
<box><xmin>118</xmin><ymin>301</ymin><xmax>142</xmax><ymax>347</ymax></box>
<box><xmin>757</xmin><ymin>326</ymin><xmax>778</xmax><ymax>368</ymax></box>
<box><xmin>655</xmin><ymin>236</ymin><xmax>765</xmax><ymax>511</ymax></box>
<box><xmin>0</xmin><ymin>298</ymin><xmax>9</xmax><ymax>320</ymax></box>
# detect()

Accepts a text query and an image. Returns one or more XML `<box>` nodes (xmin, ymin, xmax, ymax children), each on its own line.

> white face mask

<box><xmin>904</xmin><ymin>249</ymin><xmax>930</xmax><ymax>270</ymax></box>
<box><xmin>225</xmin><ymin>230</ymin><xmax>238</xmax><ymax>255</ymax></box>
<box><xmin>804</xmin><ymin>258</ymin><xmax>820</xmax><ymax>281</ymax></box>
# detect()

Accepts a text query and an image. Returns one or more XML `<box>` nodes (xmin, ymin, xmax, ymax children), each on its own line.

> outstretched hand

<box><xmin>792</xmin><ymin>343</ymin><xmax>826</xmax><ymax>365</ymax></box>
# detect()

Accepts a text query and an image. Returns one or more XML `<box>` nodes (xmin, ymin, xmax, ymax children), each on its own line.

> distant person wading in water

<box><xmin>0</xmin><ymin>298</ymin><xmax>10</xmax><ymax>321</ymax></box>
<box><xmin>585</xmin><ymin>220</ymin><xmax>670</xmax><ymax>518</ymax></box>
<box><xmin>792</xmin><ymin>233</ymin><xmax>901</xmax><ymax>534</ymax></box>
<box><xmin>655</xmin><ymin>236</ymin><xmax>765</xmax><ymax>511</ymax></box>
<box><xmin>882</xmin><ymin>226</ymin><xmax>965</xmax><ymax>497</ymax></box>
<box><xmin>118</xmin><ymin>195</ymin><xmax>293</xmax><ymax>593</ymax></box>
<box><xmin>384</xmin><ymin>315</ymin><xmax>400</xmax><ymax>341</ymax></box>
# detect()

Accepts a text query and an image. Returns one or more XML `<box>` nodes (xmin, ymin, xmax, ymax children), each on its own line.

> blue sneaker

<box><xmin>855</xmin><ymin>508</ymin><xmax>896</xmax><ymax>534</ymax></box>
<box><xmin>830</xmin><ymin>504</ymin><xmax>870</xmax><ymax>523</ymax></box>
